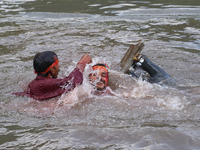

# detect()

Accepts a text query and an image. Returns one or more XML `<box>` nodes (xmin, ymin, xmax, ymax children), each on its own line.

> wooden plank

<box><xmin>120</xmin><ymin>44</ymin><xmax>134</xmax><ymax>67</ymax></box>
<box><xmin>120</xmin><ymin>42</ymin><xmax>145</xmax><ymax>73</ymax></box>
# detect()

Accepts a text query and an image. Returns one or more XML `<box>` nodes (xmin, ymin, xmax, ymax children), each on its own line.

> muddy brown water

<box><xmin>0</xmin><ymin>0</ymin><xmax>200</xmax><ymax>149</ymax></box>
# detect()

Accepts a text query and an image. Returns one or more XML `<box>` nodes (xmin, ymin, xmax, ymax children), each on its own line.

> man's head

<box><xmin>33</xmin><ymin>51</ymin><xmax>60</xmax><ymax>78</ymax></box>
<box><xmin>89</xmin><ymin>63</ymin><xmax>109</xmax><ymax>90</ymax></box>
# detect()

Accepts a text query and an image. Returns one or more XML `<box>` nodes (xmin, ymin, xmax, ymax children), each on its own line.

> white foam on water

<box><xmin>156</xmin><ymin>95</ymin><xmax>185</xmax><ymax>111</ymax></box>
<box><xmin>121</xmin><ymin>77</ymin><xmax>154</xmax><ymax>99</ymax></box>
<box><xmin>56</xmin><ymin>81</ymin><xmax>94</xmax><ymax>109</ymax></box>
<box><xmin>100</xmin><ymin>4</ymin><xmax>136</xmax><ymax>10</ymax></box>
<box><xmin>56</xmin><ymin>58</ymin><xmax>107</xmax><ymax>108</ymax></box>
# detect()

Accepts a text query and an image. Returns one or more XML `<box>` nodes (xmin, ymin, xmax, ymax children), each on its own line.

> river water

<box><xmin>0</xmin><ymin>0</ymin><xmax>200</xmax><ymax>149</ymax></box>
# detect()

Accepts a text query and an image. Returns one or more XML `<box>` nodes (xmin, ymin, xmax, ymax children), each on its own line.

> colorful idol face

<box><xmin>89</xmin><ymin>65</ymin><xmax>108</xmax><ymax>90</ymax></box>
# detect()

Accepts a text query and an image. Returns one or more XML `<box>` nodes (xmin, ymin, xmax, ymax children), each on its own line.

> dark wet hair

<box><xmin>33</xmin><ymin>51</ymin><xmax>57</xmax><ymax>77</ymax></box>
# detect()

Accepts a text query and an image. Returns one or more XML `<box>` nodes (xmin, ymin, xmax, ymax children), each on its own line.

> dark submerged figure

<box><xmin>129</xmin><ymin>54</ymin><xmax>172</xmax><ymax>84</ymax></box>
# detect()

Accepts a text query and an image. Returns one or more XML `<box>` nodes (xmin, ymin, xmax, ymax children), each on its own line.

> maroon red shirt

<box><xmin>13</xmin><ymin>68</ymin><xmax>83</xmax><ymax>100</ymax></box>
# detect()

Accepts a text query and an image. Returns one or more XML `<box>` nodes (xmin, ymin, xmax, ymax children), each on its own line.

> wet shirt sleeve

<box><xmin>27</xmin><ymin>68</ymin><xmax>83</xmax><ymax>100</ymax></box>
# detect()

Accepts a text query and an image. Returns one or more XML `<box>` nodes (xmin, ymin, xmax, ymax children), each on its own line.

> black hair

<box><xmin>33</xmin><ymin>51</ymin><xmax>57</xmax><ymax>77</ymax></box>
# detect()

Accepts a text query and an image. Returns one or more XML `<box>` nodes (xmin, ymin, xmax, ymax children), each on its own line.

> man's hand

<box><xmin>76</xmin><ymin>54</ymin><xmax>92</xmax><ymax>72</ymax></box>
<box><xmin>78</xmin><ymin>54</ymin><xmax>92</xmax><ymax>64</ymax></box>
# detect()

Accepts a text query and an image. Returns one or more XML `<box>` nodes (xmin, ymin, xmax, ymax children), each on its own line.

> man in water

<box><xmin>89</xmin><ymin>63</ymin><xmax>109</xmax><ymax>91</ymax></box>
<box><xmin>13</xmin><ymin>51</ymin><xmax>92</xmax><ymax>100</ymax></box>
<box><xmin>89</xmin><ymin>54</ymin><xmax>171</xmax><ymax>91</ymax></box>
<box><xmin>89</xmin><ymin>63</ymin><xmax>114</xmax><ymax>95</ymax></box>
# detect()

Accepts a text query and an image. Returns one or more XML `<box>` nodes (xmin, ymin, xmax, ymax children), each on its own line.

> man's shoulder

<box><xmin>29</xmin><ymin>76</ymin><xmax>52</xmax><ymax>87</ymax></box>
